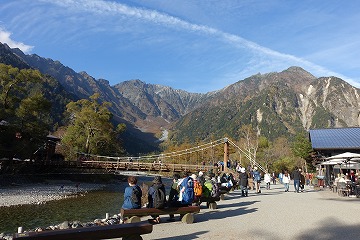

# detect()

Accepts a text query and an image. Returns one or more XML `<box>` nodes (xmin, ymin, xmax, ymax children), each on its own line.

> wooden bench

<box><xmin>121</xmin><ymin>206</ymin><xmax>200</xmax><ymax>224</ymax></box>
<box><xmin>197</xmin><ymin>196</ymin><xmax>220</xmax><ymax>209</ymax></box>
<box><xmin>13</xmin><ymin>222</ymin><xmax>153</xmax><ymax>240</ymax></box>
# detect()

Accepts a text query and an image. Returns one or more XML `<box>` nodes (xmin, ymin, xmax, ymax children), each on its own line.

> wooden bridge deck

<box><xmin>80</xmin><ymin>160</ymin><xmax>214</xmax><ymax>173</ymax></box>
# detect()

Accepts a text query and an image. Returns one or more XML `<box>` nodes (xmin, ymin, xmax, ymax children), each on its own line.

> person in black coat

<box><xmin>148</xmin><ymin>176</ymin><xmax>166</xmax><ymax>223</ymax></box>
<box><xmin>239</xmin><ymin>168</ymin><xmax>249</xmax><ymax>197</ymax></box>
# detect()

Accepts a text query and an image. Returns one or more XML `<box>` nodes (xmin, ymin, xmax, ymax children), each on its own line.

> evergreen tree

<box><xmin>292</xmin><ymin>132</ymin><xmax>313</xmax><ymax>171</ymax></box>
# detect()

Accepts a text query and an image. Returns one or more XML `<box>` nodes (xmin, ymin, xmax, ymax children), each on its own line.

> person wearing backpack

<box><xmin>202</xmin><ymin>175</ymin><xmax>213</xmax><ymax>198</ymax></box>
<box><xmin>203</xmin><ymin>173</ymin><xmax>220</xmax><ymax>198</ymax></box>
<box><xmin>122</xmin><ymin>176</ymin><xmax>142</xmax><ymax>209</ymax></box>
<box><xmin>179</xmin><ymin>172</ymin><xmax>195</xmax><ymax>206</ymax></box>
<box><xmin>191</xmin><ymin>173</ymin><xmax>202</xmax><ymax>205</ymax></box>
<box><xmin>147</xmin><ymin>175</ymin><xmax>166</xmax><ymax>224</ymax></box>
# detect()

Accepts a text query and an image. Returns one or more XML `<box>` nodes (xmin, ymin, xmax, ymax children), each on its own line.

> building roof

<box><xmin>309</xmin><ymin>127</ymin><xmax>360</xmax><ymax>150</ymax></box>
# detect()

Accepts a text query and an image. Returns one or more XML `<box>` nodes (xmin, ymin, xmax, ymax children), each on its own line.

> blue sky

<box><xmin>0</xmin><ymin>0</ymin><xmax>359</xmax><ymax>93</ymax></box>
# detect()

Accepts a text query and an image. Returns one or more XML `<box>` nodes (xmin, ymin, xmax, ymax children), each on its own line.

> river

<box><xmin>0</xmin><ymin>175</ymin><xmax>172</xmax><ymax>234</ymax></box>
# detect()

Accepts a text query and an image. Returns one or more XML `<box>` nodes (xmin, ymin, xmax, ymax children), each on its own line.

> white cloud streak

<box><xmin>41</xmin><ymin>0</ymin><xmax>360</xmax><ymax>88</ymax></box>
<box><xmin>0</xmin><ymin>27</ymin><xmax>33</xmax><ymax>53</ymax></box>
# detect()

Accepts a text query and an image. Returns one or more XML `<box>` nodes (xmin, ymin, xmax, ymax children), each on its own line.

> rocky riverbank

<box><xmin>0</xmin><ymin>181</ymin><xmax>106</xmax><ymax>207</ymax></box>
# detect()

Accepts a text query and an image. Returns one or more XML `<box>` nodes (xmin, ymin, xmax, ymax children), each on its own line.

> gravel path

<box><xmin>129</xmin><ymin>183</ymin><xmax>360</xmax><ymax>240</ymax></box>
<box><xmin>0</xmin><ymin>182</ymin><xmax>105</xmax><ymax>207</ymax></box>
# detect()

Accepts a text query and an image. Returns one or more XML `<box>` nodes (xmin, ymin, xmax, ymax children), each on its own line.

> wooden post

<box><xmin>223</xmin><ymin>138</ymin><xmax>229</xmax><ymax>172</ymax></box>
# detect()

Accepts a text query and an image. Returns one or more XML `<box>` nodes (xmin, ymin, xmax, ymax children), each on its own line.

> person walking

<box><xmin>272</xmin><ymin>172</ymin><xmax>277</xmax><ymax>185</ymax></box>
<box><xmin>239</xmin><ymin>167</ymin><xmax>249</xmax><ymax>197</ymax></box>
<box><xmin>264</xmin><ymin>171</ymin><xmax>271</xmax><ymax>190</ymax></box>
<box><xmin>278</xmin><ymin>172</ymin><xmax>283</xmax><ymax>184</ymax></box>
<box><xmin>248</xmin><ymin>168</ymin><xmax>255</xmax><ymax>190</ymax></box>
<box><xmin>283</xmin><ymin>171</ymin><xmax>290</xmax><ymax>192</ymax></box>
<box><xmin>291</xmin><ymin>168</ymin><xmax>302</xmax><ymax>193</ymax></box>
<box><xmin>300</xmin><ymin>170</ymin><xmax>306</xmax><ymax>192</ymax></box>
<box><xmin>253</xmin><ymin>167</ymin><xmax>261</xmax><ymax>193</ymax></box>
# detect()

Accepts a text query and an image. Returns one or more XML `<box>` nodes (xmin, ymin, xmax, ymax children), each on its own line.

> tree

<box><xmin>61</xmin><ymin>93</ymin><xmax>125</xmax><ymax>160</ymax></box>
<box><xmin>0</xmin><ymin>64</ymin><xmax>42</xmax><ymax>119</ymax></box>
<box><xmin>0</xmin><ymin>64</ymin><xmax>51</xmax><ymax>159</ymax></box>
<box><xmin>292</xmin><ymin>132</ymin><xmax>314</xmax><ymax>171</ymax></box>
<box><xmin>238</xmin><ymin>124</ymin><xmax>259</xmax><ymax>167</ymax></box>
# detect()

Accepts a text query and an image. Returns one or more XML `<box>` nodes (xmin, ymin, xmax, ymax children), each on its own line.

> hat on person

<box><xmin>153</xmin><ymin>176</ymin><xmax>162</xmax><ymax>184</ymax></box>
<box><xmin>254</xmin><ymin>167</ymin><xmax>258</xmax><ymax>170</ymax></box>
<box><xmin>191</xmin><ymin>174</ymin><xmax>197</xmax><ymax>180</ymax></box>
<box><xmin>198</xmin><ymin>171</ymin><xmax>204</xmax><ymax>176</ymax></box>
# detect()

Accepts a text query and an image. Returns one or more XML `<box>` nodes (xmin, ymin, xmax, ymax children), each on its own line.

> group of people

<box><xmin>236</xmin><ymin>166</ymin><xmax>262</xmax><ymax>194</ymax></box>
<box><xmin>121</xmin><ymin>171</ymin><xmax>223</xmax><ymax>224</ymax></box>
<box><xmin>122</xmin><ymin>167</ymin><xmax>311</xmax><ymax>224</ymax></box>
<box><xmin>236</xmin><ymin>166</ymin><xmax>311</xmax><ymax>194</ymax></box>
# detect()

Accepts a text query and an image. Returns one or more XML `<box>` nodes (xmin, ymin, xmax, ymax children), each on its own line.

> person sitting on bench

<box><xmin>147</xmin><ymin>176</ymin><xmax>166</xmax><ymax>224</ymax></box>
<box><xmin>167</xmin><ymin>172</ymin><xmax>194</xmax><ymax>221</ymax></box>
<box><xmin>122</xmin><ymin>176</ymin><xmax>142</xmax><ymax>210</ymax></box>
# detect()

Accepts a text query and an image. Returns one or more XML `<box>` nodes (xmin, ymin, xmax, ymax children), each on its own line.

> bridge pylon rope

<box><xmin>226</xmin><ymin>138</ymin><xmax>267</xmax><ymax>174</ymax></box>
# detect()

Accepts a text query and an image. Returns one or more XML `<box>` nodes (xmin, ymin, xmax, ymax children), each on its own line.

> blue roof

<box><xmin>309</xmin><ymin>128</ymin><xmax>360</xmax><ymax>150</ymax></box>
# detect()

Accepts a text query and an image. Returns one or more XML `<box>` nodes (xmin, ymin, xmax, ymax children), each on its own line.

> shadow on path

<box><xmin>154</xmin><ymin>230</ymin><xmax>208</xmax><ymax>240</ymax></box>
<box><xmin>296</xmin><ymin>218</ymin><xmax>360</xmax><ymax>240</ymax></box>
<box><xmin>216</xmin><ymin>200</ymin><xmax>260</xmax><ymax>209</ymax></box>
<box><xmin>196</xmin><ymin>200</ymin><xmax>258</xmax><ymax>223</ymax></box>
<box><xmin>196</xmin><ymin>207</ymin><xmax>257</xmax><ymax>223</ymax></box>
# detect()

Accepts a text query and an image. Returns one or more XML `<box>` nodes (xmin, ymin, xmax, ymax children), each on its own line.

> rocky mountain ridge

<box><xmin>1</xmin><ymin>42</ymin><xmax>359</xmax><ymax>151</ymax></box>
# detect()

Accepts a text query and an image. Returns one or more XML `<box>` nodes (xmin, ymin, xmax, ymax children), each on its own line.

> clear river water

<box><xmin>0</xmin><ymin>175</ymin><xmax>171</xmax><ymax>234</ymax></box>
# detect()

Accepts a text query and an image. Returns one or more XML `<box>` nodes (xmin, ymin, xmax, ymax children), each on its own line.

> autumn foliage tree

<box><xmin>60</xmin><ymin>93</ymin><xmax>125</xmax><ymax>160</ymax></box>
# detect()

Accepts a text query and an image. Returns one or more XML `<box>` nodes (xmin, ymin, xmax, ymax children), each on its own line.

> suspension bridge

<box><xmin>76</xmin><ymin>137</ymin><xmax>267</xmax><ymax>174</ymax></box>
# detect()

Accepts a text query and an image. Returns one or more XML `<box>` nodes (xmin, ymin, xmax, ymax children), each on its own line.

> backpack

<box><xmin>193</xmin><ymin>180</ymin><xmax>203</xmax><ymax>197</ymax></box>
<box><xmin>203</xmin><ymin>180</ymin><xmax>213</xmax><ymax>197</ymax></box>
<box><xmin>153</xmin><ymin>185</ymin><xmax>166</xmax><ymax>209</ymax></box>
<box><xmin>181</xmin><ymin>176</ymin><xmax>195</xmax><ymax>205</ymax></box>
<box><xmin>131</xmin><ymin>185</ymin><xmax>142</xmax><ymax>208</ymax></box>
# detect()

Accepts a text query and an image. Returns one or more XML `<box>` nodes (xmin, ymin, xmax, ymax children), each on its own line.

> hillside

<box><xmin>1</xmin><ymin>42</ymin><xmax>359</xmax><ymax>154</ymax></box>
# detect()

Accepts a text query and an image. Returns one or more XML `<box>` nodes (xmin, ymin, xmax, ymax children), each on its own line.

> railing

<box><xmin>80</xmin><ymin>160</ymin><xmax>215</xmax><ymax>173</ymax></box>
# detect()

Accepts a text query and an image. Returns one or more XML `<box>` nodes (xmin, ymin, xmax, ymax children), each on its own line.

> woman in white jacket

<box><xmin>264</xmin><ymin>172</ymin><xmax>271</xmax><ymax>190</ymax></box>
<box><xmin>282</xmin><ymin>171</ymin><xmax>291</xmax><ymax>192</ymax></box>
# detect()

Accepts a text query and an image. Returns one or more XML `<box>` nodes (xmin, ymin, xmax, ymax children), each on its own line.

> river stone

<box><xmin>71</xmin><ymin>221</ymin><xmax>82</xmax><ymax>228</ymax></box>
<box><xmin>59</xmin><ymin>221</ymin><xmax>69</xmax><ymax>229</ymax></box>
<box><xmin>46</xmin><ymin>225</ymin><xmax>56</xmax><ymax>230</ymax></box>
<box><xmin>94</xmin><ymin>219</ymin><xmax>102</xmax><ymax>225</ymax></box>
<box><xmin>106</xmin><ymin>219</ymin><xmax>117</xmax><ymax>225</ymax></box>
<box><xmin>83</xmin><ymin>222</ymin><xmax>95</xmax><ymax>227</ymax></box>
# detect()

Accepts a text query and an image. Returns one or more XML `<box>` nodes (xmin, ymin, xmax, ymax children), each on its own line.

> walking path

<box><xmin>135</xmin><ymin>183</ymin><xmax>360</xmax><ymax>240</ymax></box>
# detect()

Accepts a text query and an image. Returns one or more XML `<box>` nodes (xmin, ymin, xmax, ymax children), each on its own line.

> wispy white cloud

<box><xmin>0</xmin><ymin>27</ymin><xmax>33</xmax><ymax>53</ymax></box>
<box><xmin>42</xmin><ymin>0</ymin><xmax>360</xmax><ymax>88</ymax></box>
